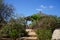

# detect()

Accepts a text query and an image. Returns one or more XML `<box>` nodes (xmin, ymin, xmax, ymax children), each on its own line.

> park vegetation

<box><xmin>0</xmin><ymin>0</ymin><xmax>27</xmax><ymax>39</ymax></box>
<box><xmin>26</xmin><ymin>11</ymin><xmax>60</xmax><ymax>40</ymax></box>
<box><xmin>0</xmin><ymin>0</ymin><xmax>60</xmax><ymax>40</ymax></box>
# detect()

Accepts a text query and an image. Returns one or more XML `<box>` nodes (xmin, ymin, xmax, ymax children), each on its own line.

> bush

<box><xmin>8</xmin><ymin>29</ymin><xmax>18</xmax><ymax>38</ymax></box>
<box><xmin>0</xmin><ymin>23</ymin><xmax>28</xmax><ymax>38</ymax></box>
<box><xmin>36</xmin><ymin>29</ymin><xmax>52</xmax><ymax>40</ymax></box>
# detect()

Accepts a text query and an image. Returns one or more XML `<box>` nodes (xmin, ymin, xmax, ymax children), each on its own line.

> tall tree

<box><xmin>0</xmin><ymin>0</ymin><xmax>14</xmax><ymax>25</ymax></box>
<box><xmin>0</xmin><ymin>0</ymin><xmax>14</xmax><ymax>29</ymax></box>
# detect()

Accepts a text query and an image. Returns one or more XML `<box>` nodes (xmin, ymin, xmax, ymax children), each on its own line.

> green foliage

<box><xmin>0</xmin><ymin>25</ymin><xmax>11</xmax><ymax>37</ymax></box>
<box><xmin>0</xmin><ymin>17</ymin><xmax>28</xmax><ymax>38</ymax></box>
<box><xmin>31</xmin><ymin>14</ymin><xmax>40</xmax><ymax>21</ymax></box>
<box><xmin>40</xmin><ymin>16</ymin><xmax>57</xmax><ymax>30</ymax></box>
<box><xmin>36</xmin><ymin>29</ymin><xmax>52</xmax><ymax>40</ymax></box>
<box><xmin>8</xmin><ymin>29</ymin><xmax>18</xmax><ymax>38</ymax></box>
<box><xmin>30</xmin><ymin>13</ymin><xmax>60</xmax><ymax>30</ymax></box>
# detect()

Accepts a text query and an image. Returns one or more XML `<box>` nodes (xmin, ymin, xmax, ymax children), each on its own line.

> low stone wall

<box><xmin>52</xmin><ymin>29</ymin><xmax>60</xmax><ymax>40</ymax></box>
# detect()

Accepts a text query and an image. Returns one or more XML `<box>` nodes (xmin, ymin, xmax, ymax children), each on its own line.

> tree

<box><xmin>0</xmin><ymin>0</ymin><xmax>14</xmax><ymax>28</ymax></box>
<box><xmin>27</xmin><ymin>11</ymin><xmax>60</xmax><ymax>30</ymax></box>
<box><xmin>28</xmin><ymin>11</ymin><xmax>47</xmax><ymax>29</ymax></box>
<box><xmin>0</xmin><ymin>0</ymin><xmax>14</xmax><ymax>24</ymax></box>
<box><xmin>31</xmin><ymin>14</ymin><xmax>40</xmax><ymax>21</ymax></box>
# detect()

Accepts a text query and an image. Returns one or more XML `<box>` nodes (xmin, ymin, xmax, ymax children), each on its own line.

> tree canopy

<box><xmin>0</xmin><ymin>0</ymin><xmax>14</xmax><ymax>23</ymax></box>
<box><xmin>26</xmin><ymin>11</ymin><xmax>60</xmax><ymax>31</ymax></box>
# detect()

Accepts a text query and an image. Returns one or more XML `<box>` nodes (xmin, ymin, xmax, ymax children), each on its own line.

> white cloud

<box><xmin>36</xmin><ymin>9</ymin><xmax>42</xmax><ymax>11</ymax></box>
<box><xmin>40</xmin><ymin>5</ymin><xmax>46</xmax><ymax>9</ymax></box>
<box><xmin>49</xmin><ymin>5</ymin><xmax>54</xmax><ymax>9</ymax></box>
<box><xmin>36</xmin><ymin>5</ymin><xmax>54</xmax><ymax>11</ymax></box>
<box><xmin>40</xmin><ymin>5</ymin><xmax>54</xmax><ymax>9</ymax></box>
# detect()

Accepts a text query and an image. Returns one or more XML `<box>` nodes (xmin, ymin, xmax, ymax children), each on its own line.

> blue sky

<box><xmin>5</xmin><ymin>0</ymin><xmax>60</xmax><ymax>17</ymax></box>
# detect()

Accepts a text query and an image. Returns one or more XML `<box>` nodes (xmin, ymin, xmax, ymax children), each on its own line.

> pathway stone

<box><xmin>20</xmin><ymin>29</ymin><xmax>38</xmax><ymax>40</ymax></box>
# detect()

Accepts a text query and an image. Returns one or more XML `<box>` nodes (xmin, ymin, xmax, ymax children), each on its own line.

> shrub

<box><xmin>8</xmin><ymin>29</ymin><xmax>18</xmax><ymax>38</ymax></box>
<box><xmin>36</xmin><ymin>29</ymin><xmax>52</xmax><ymax>40</ymax></box>
<box><xmin>0</xmin><ymin>23</ymin><xmax>28</xmax><ymax>38</ymax></box>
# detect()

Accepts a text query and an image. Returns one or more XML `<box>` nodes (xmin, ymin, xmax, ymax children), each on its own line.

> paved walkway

<box><xmin>20</xmin><ymin>29</ymin><xmax>38</xmax><ymax>40</ymax></box>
